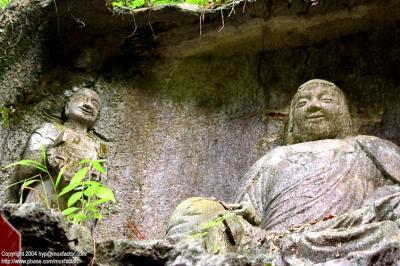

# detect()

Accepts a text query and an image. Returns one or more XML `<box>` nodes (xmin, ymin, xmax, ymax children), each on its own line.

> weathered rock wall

<box><xmin>0</xmin><ymin>0</ymin><xmax>58</xmax><ymax>203</ymax></box>
<box><xmin>0</xmin><ymin>0</ymin><xmax>399</xmax><ymax>241</ymax></box>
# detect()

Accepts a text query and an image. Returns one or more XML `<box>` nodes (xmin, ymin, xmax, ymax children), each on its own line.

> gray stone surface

<box><xmin>2</xmin><ymin>203</ymin><xmax>400</xmax><ymax>265</ymax></box>
<box><xmin>165</xmin><ymin>81</ymin><xmax>400</xmax><ymax>264</ymax></box>
<box><xmin>95</xmin><ymin>237</ymin><xmax>255</xmax><ymax>266</ymax></box>
<box><xmin>238</xmin><ymin>82</ymin><xmax>400</xmax><ymax>264</ymax></box>
<box><xmin>92</xmin><ymin>83</ymin><xmax>269</xmax><ymax>240</ymax></box>
<box><xmin>95</xmin><ymin>239</ymin><xmax>173</xmax><ymax>266</ymax></box>
<box><xmin>278</xmin><ymin>193</ymin><xmax>400</xmax><ymax>264</ymax></box>
<box><xmin>316</xmin><ymin>242</ymin><xmax>400</xmax><ymax>266</ymax></box>
<box><xmin>0</xmin><ymin>203</ymin><xmax>93</xmax><ymax>264</ymax></box>
<box><xmin>238</xmin><ymin>135</ymin><xmax>400</xmax><ymax>231</ymax></box>
<box><xmin>1</xmin><ymin>0</ymin><xmax>400</xmax><ymax>245</ymax></box>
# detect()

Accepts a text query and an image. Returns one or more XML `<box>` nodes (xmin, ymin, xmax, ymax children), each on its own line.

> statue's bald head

<box><xmin>286</xmin><ymin>79</ymin><xmax>354</xmax><ymax>144</ymax></box>
<box><xmin>65</xmin><ymin>88</ymin><xmax>100</xmax><ymax>129</ymax></box>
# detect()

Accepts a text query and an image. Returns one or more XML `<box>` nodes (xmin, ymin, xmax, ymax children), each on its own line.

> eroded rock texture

<box><xmin>0</xmin><ymin>203</ymin><xmax>93</xmax><ymax>264</ymax></box>
<box><xmin>1</xmin><ymin>0</ymin><xmax>400</xmax><ymax>246</ymax></box>
<box><xmin>2</xmin><ymin>203</ymin><xmax>400</xmax><ymax>265</ymax></box>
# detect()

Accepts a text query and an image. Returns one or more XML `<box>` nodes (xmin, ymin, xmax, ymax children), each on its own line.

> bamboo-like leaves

<box><xmin>83</xmin><ymin>183</ymin><xmax>100</xmax><ymax>198</ymax></box>
<box><xmin>70</xmin><ymin>167</ymin><xmax>89</xmax><ymax>184</ymax></box>
<box><xmin>79</xmin><ymin>159</ymin><xmax>106</xmax><ymax>175</ymax></box>
<box><xmin>92</xmin><ymin>160</ymin><xmax>106</xmax><ymax>175</ymax></box>
<box><xmin>68</xmin><ymin>192</ymin><xmax>83</xmax><ymax>207</ymax></box>
<box><xmin>58</xmin><ymin>159</ymin><xmax>114</xmax><ymax>224</ymax></box>
<box><xmin>55</xmin><ymin>166</ymin><xmax>66</xmax><ymax>190</ymax></box>
<box><xmin>5</xmin><ymin>159</ymin><xmax>47</xmax><ymax>173</ymax></box>
<box><xmin>96</xmin><ymin>186</ymin><xmax>115</xmax><ymax>201</ymax></box>
<box><xmin>22</xmin><ymin>179</ymin><xmax>40</xmax><ymax>188</ymax></box>
<box><xmin>7</xmin><ymin>146</ymin><xmax>114</xmax><ymax>225</ymax></box>
<box><xmin>58</xmin><ymin>168</ymin><xmax>88</xmax><ymax>196</ymax></box>
<box><xmin>62</xmin><ymin>207</ymin><xmax>79</xmax><ymax>216</ymax></box>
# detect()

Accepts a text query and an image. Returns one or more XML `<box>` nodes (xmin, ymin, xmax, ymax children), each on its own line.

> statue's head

<box><xmin>286</xmin><ymin>79</ymin><xmax>354</xmax><ymax>144</ymax></box>
<box><xmin>65</xmin><ymin>88</ymin><xmax>100</xmax><ymax>129</ymax></box>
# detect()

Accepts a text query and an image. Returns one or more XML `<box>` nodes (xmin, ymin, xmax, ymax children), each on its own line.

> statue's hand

<box><xmin>47</xmin><ymin>147</ymin><xmax>67</xmax><ymax>171</ymax></box>
<box><xmin>46</xmin><ymin>147</ymin><xmax>58</xmax><ymax>168</ymax></box>
<box><xmin>224</xmin><ymin>202</ymin><xmax>261</xmax><ymax>226</ymax></box>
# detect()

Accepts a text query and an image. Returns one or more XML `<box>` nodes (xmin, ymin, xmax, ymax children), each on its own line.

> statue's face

<box><xmin>65</xmin><ymin>89</ymin><xmax>100</xmax><ymax>128</ymax></box>
<box><xmin>292</xmin><ymin>85</ymin><xmax>344</xmax><ymax>142</ymax></box>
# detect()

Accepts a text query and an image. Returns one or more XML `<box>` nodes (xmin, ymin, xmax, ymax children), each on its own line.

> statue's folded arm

<box><xmin>355</xmin><ymin>135</ymin><xmax>400</xmax><ymax>184</ymax></box>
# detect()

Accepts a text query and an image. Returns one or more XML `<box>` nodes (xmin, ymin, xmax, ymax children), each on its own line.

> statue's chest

<box><xmin>49</xmin><ymin>129</ymin><xmax>100</xmax><ymax>179</ymax></box>
<box><xmin>264</xmin><ymin>143</ymin><xmax>379</xmax><ymax>229</ymax></box>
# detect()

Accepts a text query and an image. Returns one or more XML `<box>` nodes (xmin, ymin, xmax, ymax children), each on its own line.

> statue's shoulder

<box><xmin>353</xmin><ymin>135</ymin><xmax>400</xmax><ymax>150</ymax></box>
<box><xmin>256</xmin><ymin>146</ymin><xmax>288</xmax><ymax>166</ymax></box>
<box><xmin>278</xmin><ymin>139</ymin><xmax>349</xmax><ymax>154</ymax></box>
<box><xmin>353</xmin><ymin>135</ymin><xmax>400</xmax><ymax>183</ymax></box>
<box><xmin>33</xmin><ymin>122</ymin><xmax>63</xmax><ymax>140</ymax></box>
<box><xmin>25</xmin><ymin>122</ymin><xmax>63</xmax><ymax>151</ymax></box>
<box><xmin>86</xmin><ymin>131</ymin><xmax>108</xmax><ymax>159</ymax></box>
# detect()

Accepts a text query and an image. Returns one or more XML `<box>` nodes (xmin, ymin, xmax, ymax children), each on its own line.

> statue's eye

<box><xmin>296</xmin><ymin>101</ymin><xmax>307</xmax><ymax>108</ymax></box>
<box><xmin>321</xmin><ymin>97</ymin><xmax>334</xmax><ymax>103</ymax></box>
<box><xmin>91</xmin><ymin>100</ymin><xmax>99</xmax><ymax>109</ymax></box>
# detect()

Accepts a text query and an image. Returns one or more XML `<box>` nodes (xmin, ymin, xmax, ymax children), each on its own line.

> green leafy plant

<box><xmin>6</xmin><ymin>146</ymin><xmax>60</xmax><ymax>208</ymax></box>
<box><xmin>191</xmin><ymin>212</ymin><xmax>235</xmax><ymax>253</ymax></box>
<box><xmin>60</xmin><ymin>159</ymin><xmax>115</xmax><ymax>224</ymax></box>
<box><xmin>263</xmin><ymin>254</ymin><xmax>274</xmax><ymax>266</ymax></box>
<box><xmin>0</xmin><ymin>0</ymin><xmax>10</xmax><ymax>9</ymax></box>
<box><xmin>5</xmin><ymin>146</ymin><xmax>115</xmax><ymax>225</ymax></box>
<box><xmin>112</xmin><ymin>0</ymin><xmax>145</xmax><ymax>9</ymax></box>
<box><xmin>0</xmin><ymin>104</ymin><xmax>11</xmax><ymax>127</ymax></box>
<box><xmin>150</xmin><ymin>0</ymin><xmax>184</xmax><ymax>6</ymax></box>
<box><xmin>111</xmin><ymin>0</ymin><xmax>212</xmax><ymax>9</ymax></box>
<box><xmin>192</xmin><ymin>212</ymin><xmax>235</xmax><ymax>239</ymax></box>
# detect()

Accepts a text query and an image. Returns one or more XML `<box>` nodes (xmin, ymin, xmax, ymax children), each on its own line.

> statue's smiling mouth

<box><xmin>306</xmin><ymin>114</ymin><xmax>324</xmax><ymax>120</ymax></box>
<box><xmin>80</xmin><ymin>106</ymin><xmax>93</xmax><ymax>116</ymax></box>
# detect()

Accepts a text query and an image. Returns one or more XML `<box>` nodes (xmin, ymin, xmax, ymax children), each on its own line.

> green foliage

<box><xmin>183</xmin><ymin>0</ymin><xmax>206</xmax><ymax>6</ymax></box>
<box><xmin>112</xmin><ymin>0</ymin><xmax>145</xmax><ymax>9</ymax></box>
<box><xmin>192</xmin><ymin>212</ymin><xmax>235</xmax><ymax>239</ymax></box>
<box><xmin>111</xmin><ymin>0</ymin><xmax>212</xmax><ymax>9</ymax></box>
<box><xmin>191</xmin><ymin>212</ymin><xmax>235</xmax><ymax>254</ymax></box>
<box><xmin>6</xmin><ymin>145</ymin><xmax>115</xmax><ymax>225</ymax></box>
<box><xmin>6</xmin><ymin>149</ymin><xmax>53</xmax><ymax>207</ymax></box>
<box><xmin>0</xmin><ymin>0</ymin><xmax>10</xmax><ymax>9</ymax></box>
<box><xmin>151</xmin><ymin>0</ymin><xmax>184</xmax><ymax>6</ymax></box>
<box><xmin>263</xmin><ymin>254</ymin><xmax>274</xmax><ymax>266</ymax></box>
<box><xmin>60</xmin><ymin>160</ymin><xmax>115</xmax><ymax>224</ymax></box>
<box><xmin>0</xmin><ymin>104</ymin><xmax>11</xmax><ymax>127</ymax></box>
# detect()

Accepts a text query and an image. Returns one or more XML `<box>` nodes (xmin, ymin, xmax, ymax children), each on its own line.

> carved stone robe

<box><xmin>237</xmin><ymin>135</ymin><xmax>400</xmax><ymax>231</ymax></box>
<box><xmin>20</xmin><ymin>123</ymin><xmax>105</xmax><ymax>208</ymax></box>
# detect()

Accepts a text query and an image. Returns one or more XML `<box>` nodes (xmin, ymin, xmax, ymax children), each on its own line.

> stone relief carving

<box><xmin>16</xmin><ymin>88</ymin><xmax>106</xmax><ymax>209</ymax></box>
<box><xmin>166</xmin><ymin>79</ymin><xmax>400</xmax><ymax>264</ymax></box>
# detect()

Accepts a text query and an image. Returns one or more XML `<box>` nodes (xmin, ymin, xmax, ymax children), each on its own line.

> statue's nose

<box><xmin>83</xmin><ymin>102</ymin><xmax>93</xmax><ymax>110</ymax></box>
<box><xmin>306</xmin><ymin>99</ymin><xmax>322</xmax><ymax>112</ymax></box>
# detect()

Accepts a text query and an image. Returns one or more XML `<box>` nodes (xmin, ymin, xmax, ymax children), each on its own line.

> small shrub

<box><xmin>0</xmin><ymin>0</ymin><xmax>10</xmax><ymax>9</ymax></box>
<box><xmin>6</xmin><ymin>146</ymin><xmax>115</xmax><ymax>225</ymax></box>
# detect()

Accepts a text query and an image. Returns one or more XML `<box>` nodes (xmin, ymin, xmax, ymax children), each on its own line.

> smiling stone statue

<box><xmin>167</xmin><ymin>79</ymin><xmax>400</xmax><ymax>264</ymax></box>
<box><xmin>17</xmin><ymin>88</ymin><xmax>106</xmax><ymax>209</ymax></box>
<box><xmin>238</xmin><ymin>79</ymin><xmax>399</xmax><ymax>232</ymax></box>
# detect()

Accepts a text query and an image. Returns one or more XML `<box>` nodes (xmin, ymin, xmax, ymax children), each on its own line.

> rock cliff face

<box><xmin>3</xmin><ymin>203</ymin><xmax>400</xmax><ymax>265</ymax></box>
<box><xmin>1</xmin><ymin>0</ymin><xmax>400</xmax><ymax>243</ymax></box>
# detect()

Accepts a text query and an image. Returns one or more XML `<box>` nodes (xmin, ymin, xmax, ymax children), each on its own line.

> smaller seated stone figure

<box><xmin>16</xmin><ymin>88</ymin><xmax>106</xmax><ymax>209</ymax></box>
<box><xmin>166</xmin><ymin>79</ymin><xmax>400</xmax><ymax>264</ymax></box>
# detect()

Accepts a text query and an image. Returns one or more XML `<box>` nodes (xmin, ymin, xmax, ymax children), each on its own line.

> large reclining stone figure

<box><xmin>166</xmin><ymin>79</ymin><xmax>400</xmax><ymax>264</ymax></box>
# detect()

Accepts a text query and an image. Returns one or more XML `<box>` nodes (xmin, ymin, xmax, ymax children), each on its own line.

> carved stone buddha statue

<box><xmin>17</xmin><ymin>88</ymin><xmax>106</xmax><ymax>209</ymax></box>
<box><xmin>166</xmin><ymin>79</ymin><xmax>400</xmax><ymax>264</ymax></box>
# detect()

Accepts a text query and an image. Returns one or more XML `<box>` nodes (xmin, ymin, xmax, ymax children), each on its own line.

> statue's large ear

<box><xmin>64</xmin><ymin>102</ymin><xmax>70</xmax><ymax>118</ymax></box>
<box><xmin>285</xmin><ymin>99</ymin><xmax>295</xmax><ymax>145</ymax></box>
